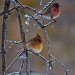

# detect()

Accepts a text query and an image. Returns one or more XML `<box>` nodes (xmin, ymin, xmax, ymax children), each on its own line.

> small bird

<box><xmin>44</xmin><ymin>3</ymin><xmax>60</xmax><ymax>19</ymax></box>
<box><xmin>26</xmin><ymin>34</ymin><xmax>43</xmax><ymax>53</ymax></box>
<box><xmin>18</xmin><ymin>34</ymin><xmax>43</xmax><ymax>53</ymax></box>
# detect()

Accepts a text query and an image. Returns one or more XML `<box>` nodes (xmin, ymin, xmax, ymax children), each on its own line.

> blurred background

<box><xmin>0</xmin><ymin>0</ymin><xmax>75</xmax><ymax>75</ymax></box>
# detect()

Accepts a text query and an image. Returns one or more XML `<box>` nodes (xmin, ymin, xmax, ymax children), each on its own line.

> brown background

<box><xmin>0</xmin><ymin>0</ymin><xmax>75</xmax><ymax>75</ymax></box>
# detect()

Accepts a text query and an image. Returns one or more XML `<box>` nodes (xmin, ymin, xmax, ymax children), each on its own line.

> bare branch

<box><xmin>1</xmin><ymin>0</ymin><xmax>10</xmax><ymax>75</ymax></box>
<box><xmin>6</xmin><ymin>49</ymin><xmax>48</xmax><ymax>71</ymax></box>
<box><xmin>15</xmin><ymin>4</ymin><xmax>29</xmax><ymax>75</ymax></box>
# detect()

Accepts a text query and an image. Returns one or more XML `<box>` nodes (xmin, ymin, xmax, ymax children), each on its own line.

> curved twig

<box><xmin>6</xmin><ymin>51</ymin><xmax>24</xmax><ymax>71</ymax></box>
<box><xmin>51</xmin><ymin>55</ymin><xmax>69</xmax><ymax>75</ymax></box>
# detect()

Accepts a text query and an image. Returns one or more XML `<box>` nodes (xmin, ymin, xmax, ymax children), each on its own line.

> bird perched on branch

<box><xmin>26</xmin><ymin>34</ymin><xmax>43</xmax><ymax>53</ymax></box>
<box><xmin>18</xmin><ymin>34</ymin><xmax>43</xmax><ymax>53</ymax></box>
<box><xmin>44</xmin><ymin>3</ymin><xmax>60</xmax><ymax>19</ymax></box>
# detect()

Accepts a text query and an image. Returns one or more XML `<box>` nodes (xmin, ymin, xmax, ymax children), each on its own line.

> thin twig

<box><xmin>51</xmin><ymin>55</ymin><xmax>69</xmax><ymax>75</ymax></box>
<box><xmin>43</xmin><ymin>19</ymin><xmax>56</xmax><ymax>27</ymax></box>
<box><xmin>34</xmin><ymin>0</ymin><xmax>54</xmax><ymax>16</ymax></box>
<box><xmin>6</xmin><ymin>40</ymin><xmax>22</xmax><ymax>44</ymax></box>
<box><xmin>41</xmin><ymin>0</ymin><xmax>54</xmax><ymax>12</ymax></box>
<box><xmin>0</xmin><ymin>6</ymin><xmax>16</xmax><ymax>16</ymax></box>
<box><xmin>6</xmin><ymin>51</ymin><xmax>24</xmax><ymax>71</ymax></box>
<box><xmin>43</xmin><ymin>28</ymin><xmax>52</xmax><ymax>68</ymax></box>
<box><xmin>29</xmin><ymin>49</ymin><xmax>48</xmax><ymax>62</ymax></box>
<box><xmin>19</xmin><ymin>60</ymin><xmax>25</xmax><ymax>75</ymax></box>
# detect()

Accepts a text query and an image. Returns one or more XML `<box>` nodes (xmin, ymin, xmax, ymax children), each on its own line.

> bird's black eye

<box><xmin>38</xmin><ymin>39</ymin><xmax>40</xmax><ymax>42</ymax></box>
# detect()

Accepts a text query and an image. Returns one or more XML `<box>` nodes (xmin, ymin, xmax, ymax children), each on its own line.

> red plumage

<box><xmin>44</xmin><ymin>3</ymin><xmax>60</xmax><ymax>19</ymax></box>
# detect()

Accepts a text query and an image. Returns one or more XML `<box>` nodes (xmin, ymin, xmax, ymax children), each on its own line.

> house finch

<box><xmin>44</xmin><ymin>3</ymin><xmax>60</xmax><ymax>19</ymax></box>
<box><xmin>18</xmin><ymin>34</ymin><xmax>43</xmax><ymax>53</ymax></box>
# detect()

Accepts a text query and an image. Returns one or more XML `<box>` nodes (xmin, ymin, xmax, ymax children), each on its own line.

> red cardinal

<box><xmin>44</xmin><ymin>3</ymin><xmax>60</xmax><ymax>19</ymax></box>
<box><xmin>18</xmin><ymin>34</ymin><xmax>43</xmax><ymax>53</ymax></box>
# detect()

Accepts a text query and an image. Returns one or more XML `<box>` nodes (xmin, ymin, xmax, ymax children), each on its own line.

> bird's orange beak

<box><xmin>40</xmin><ymin>39</ymin><xmax>43</xmax><ymax>42</ymax></box>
